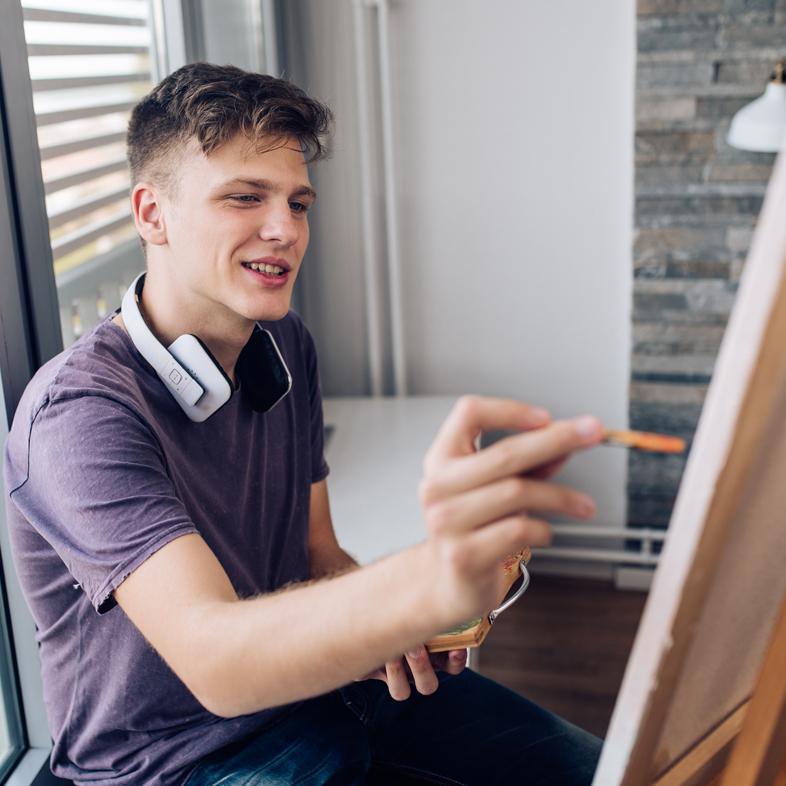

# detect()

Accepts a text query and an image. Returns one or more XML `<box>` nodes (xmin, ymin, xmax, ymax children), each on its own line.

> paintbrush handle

<box><xmin>603</xmin><ymin>428</ymin><xmax>686</xmax><ymax>454</ymax></box>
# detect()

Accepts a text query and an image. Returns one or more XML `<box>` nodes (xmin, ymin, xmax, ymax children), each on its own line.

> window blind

<box><xmin>22</xmin><ymin>0</ymin><xmax>153</xmax><ymax>274</ymax></box>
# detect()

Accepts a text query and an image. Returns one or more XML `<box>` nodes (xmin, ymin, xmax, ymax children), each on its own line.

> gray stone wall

<box><xmin>631</xmin><ymin>0</ymin><xmax>783</xmax><ymax>529</ymax></box>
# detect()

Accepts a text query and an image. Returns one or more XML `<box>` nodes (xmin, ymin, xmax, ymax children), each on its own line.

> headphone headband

<box><xmin>121</xmin><ymin>274</ymin><xmax>207</xmax><ymax>406</ymax></box>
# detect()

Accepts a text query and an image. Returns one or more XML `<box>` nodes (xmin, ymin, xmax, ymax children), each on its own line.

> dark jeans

<box><xmin>185</xmin><ymin>669</ymin><xmax>601</xmax><ymax>785</ymax></box>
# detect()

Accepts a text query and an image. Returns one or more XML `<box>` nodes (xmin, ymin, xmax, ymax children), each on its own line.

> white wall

<box><xmin>284</xmin><ymin>0</ymin><xmax>635</xmax><ymax>527</ymax></box>
<box><xmin>200</xmin><ymin>0</ymin><xmax>266</xmax><ymax>72</ymax></box>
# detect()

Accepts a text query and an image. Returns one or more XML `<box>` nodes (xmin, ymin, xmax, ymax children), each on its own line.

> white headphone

<box><xmin>121</xmin><ymin>272</ymin><xmax>292</xmax><ymax>422</ymax></box>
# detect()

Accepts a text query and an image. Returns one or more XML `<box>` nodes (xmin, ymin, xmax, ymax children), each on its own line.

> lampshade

<box><xmin>727</xmin><ymin>58</ymin><xmax>786</xmax><ymax>153</ymax></box>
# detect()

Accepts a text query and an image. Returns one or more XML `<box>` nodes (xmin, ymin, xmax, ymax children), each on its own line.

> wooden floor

<box><xmin>478</xmin><ymin>574</ymin><xmax>648</xmax><ymax>739</ymax></box>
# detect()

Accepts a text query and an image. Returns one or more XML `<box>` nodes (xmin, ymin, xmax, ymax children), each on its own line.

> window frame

<box><xmin>0</xmin><ymin>2</ymin><xmax>69</xmax><ymax>782</ymax></box>
<box><xmin>0</xmin><ymin>1</ymin><xmax>63</xmax><ymax>379</ymax></box>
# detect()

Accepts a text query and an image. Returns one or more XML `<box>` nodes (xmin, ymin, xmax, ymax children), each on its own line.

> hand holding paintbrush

<box><xmin>423</xmin><ymin>421</ymin><xmax>684</xmax><ymax>655</ymax></box>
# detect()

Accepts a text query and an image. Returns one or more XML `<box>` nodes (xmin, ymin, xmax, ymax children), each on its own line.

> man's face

<box><xmin>158</xmin><ymin>134</ymin><xmax>314</xmax><ymax>326</ymax></box>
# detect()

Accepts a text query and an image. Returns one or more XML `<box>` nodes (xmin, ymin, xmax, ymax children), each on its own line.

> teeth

<box><xmin>245</xmin><ymin>262</ymin><xmax>285</xmax><ymax>275</ymax></box>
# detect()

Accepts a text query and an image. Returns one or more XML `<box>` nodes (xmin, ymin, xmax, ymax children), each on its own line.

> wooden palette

<box><xmin>425</xmin><ymin>547</ymin><xmax>531</xmax><ymax>653</ymax></box>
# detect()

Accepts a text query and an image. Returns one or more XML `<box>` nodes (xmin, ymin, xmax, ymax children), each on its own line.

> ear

<box><xmin>132</xmin><ymin>182</ymin><xmax>167</xmax><ymax>246</ymax></box>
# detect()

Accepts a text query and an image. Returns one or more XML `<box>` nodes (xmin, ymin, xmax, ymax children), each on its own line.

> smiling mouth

<box><xmin>241</xmin><ymin>261</ymin><xmax>287</xmax><ymax>276</ymax></box>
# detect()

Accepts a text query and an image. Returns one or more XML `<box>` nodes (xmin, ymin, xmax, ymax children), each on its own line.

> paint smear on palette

<box><xmin>443</xmin><ymin>617</ymin><xmax>484</xmax><ymax>636</ymax></box>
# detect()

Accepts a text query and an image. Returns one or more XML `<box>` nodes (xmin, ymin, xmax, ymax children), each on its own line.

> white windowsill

<box><xmin>5</xmin><ymin>748</ymin><xmax>49</xmax><ymax>785</ymax></box>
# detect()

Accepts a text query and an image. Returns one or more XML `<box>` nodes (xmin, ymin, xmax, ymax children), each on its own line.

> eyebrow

<box><xmin>220</xmin><ymin>178</ymin><xmax>317</xmax><ymax>201</ymax></box>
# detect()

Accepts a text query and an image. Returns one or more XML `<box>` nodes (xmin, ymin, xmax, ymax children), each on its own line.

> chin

<box><xmin>227</xmin><ymin>283</ymin><xmax>294</xmax><ymax>323</ymax></box>
<box><xmin>254</xmin><ymin>310</ymin><xmax>290</xmax><ymax>323</ymax></box>
<box><xmin>243</xmin><ymin>301</ymin><xmax>291</xmax><ymax>324</ymax></box>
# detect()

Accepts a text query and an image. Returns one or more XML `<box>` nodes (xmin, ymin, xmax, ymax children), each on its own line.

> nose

<box><xmin>258</xmin><ymin>201</ymin><xmax>299</xmax><ymax>248</ymax></box>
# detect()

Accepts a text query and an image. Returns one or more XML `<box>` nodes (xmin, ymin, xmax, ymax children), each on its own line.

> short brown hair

<box><xmin>127</xmin><ymin>62</ymin><xmax>333</xmax><ymax>188</ymax></box>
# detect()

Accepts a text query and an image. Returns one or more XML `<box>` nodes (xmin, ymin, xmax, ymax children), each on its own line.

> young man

<box><xmin>4</xmin><ymin>63</ymin><xmax>605</xmax><ymax>785</ymax></box>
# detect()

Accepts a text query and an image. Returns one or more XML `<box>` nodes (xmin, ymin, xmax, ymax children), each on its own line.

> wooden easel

<box><xmin>719</xmin><ymin>594</ymin><xmax>786</xmax><ymax>786</ymax></box>
<box><xmin>592</xmin><ymin>143</ymin><xmax>786</xmax><ymax>784</ymax></box>
<box><xmin>652</xmin><ymin>589</ymin><xmax>786</xmax><ymax>786</ymax></box>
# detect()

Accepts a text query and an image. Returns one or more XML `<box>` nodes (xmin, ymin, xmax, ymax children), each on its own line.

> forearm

<box><xmin>193</xmin><ymin>542</ymin><xmax>445</xmax><ymax>717</ymax></box>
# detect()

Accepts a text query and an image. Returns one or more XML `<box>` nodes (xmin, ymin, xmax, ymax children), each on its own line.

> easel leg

<box><xmin>721</xmin><ymin>588</ymin><xmax>786</xmax><ymax>786</ymax></box>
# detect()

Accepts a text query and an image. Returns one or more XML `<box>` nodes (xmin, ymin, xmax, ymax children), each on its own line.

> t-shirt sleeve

<box><xmin>299</xmin><ymin>325</ymin><xmax>330</xmax><ymax>484</ymax></box>
<box><xmin>7</xmin><ymin>394</ymin><xmax>197</xmax><ymax>614</ymax></box>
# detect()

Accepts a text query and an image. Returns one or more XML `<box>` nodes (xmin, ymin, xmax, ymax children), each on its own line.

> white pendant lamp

<box><xmin>727</xmin><ymin>58</ymin><xmax>786</xmax><ymax>152</ymax></box>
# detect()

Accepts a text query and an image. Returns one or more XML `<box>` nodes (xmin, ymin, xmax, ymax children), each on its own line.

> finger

<box><xmin>424</xmin><ymin>475</ymin><xmax>595</xmax><ymax>537</ymax></box>
<box><xmin>404</xmin><ymin>646</ymin><xmax>439</xmax><ymax>696</ymax></box>
<box><xmin>459</xmin><ymin>514</ymin><xmax>552</xmax><ymax>580</ymax></box>
<box><xmin>529</xmin><ymin>454</ymin><xmax>570</xmax><ymax>480</ymax></box>
<box><xmin>385</xmin><ymin>659</ymin><xmax>411</xmax><ymax>701</ymax></box>
<box><xmin>438</xmin><ymin>418</ymin><xmax>601</xmax><ymax>497</ymax></box>
<box><xmin>424</xmin><ymin>417</ymin><xmax>603</xmax><ymax>502</ymax></box>
<box><xmin>443</xmin><ymin>649</ymin><xmax>468</xmax><ymax>675</ymax></box>
<box><xmin>432</xmin><ymin>515</ymin><xmax>551</xmax><ymax>612</ymax></box>
<box><xmin>426</xmin><ymin>397</ymin><xmax>551</xmax><ymax>467</ymax></box>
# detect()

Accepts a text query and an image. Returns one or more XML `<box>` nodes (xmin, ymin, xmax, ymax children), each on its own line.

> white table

<box><xmin>322</xmin><ymin>396</ymin><xmax>458</xmax><ymax>565</ymax></box>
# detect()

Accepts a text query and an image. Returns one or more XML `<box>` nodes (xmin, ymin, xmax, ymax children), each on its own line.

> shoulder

<box><xmin>15</xmin><ymin>317</ymin><xmax>150</xmax><ymax>419</ymax></box>
<box><xmin>5</xmin><ymin>319</ymin><xmax>160</xmax><ymax>491</ymax></box>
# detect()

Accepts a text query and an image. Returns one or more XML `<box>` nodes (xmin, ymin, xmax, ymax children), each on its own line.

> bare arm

<box><xmin>307</xmin><ymin>479</ymin><xmax>359</xmax><ymax>579</ymax></box>
<box><xmin>114</xmin><ymin>397</ymin><xmax>603</xmax><ymax>719</ymax></box>
<box><xmin>115</xmin><ymin>532</ymin><xmax>435</xmax><ymax>717</ymax></box>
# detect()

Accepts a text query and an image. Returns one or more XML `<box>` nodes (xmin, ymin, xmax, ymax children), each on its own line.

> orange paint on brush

<box><xmin>603</xmin><ymin>428</ymin><xmax>686</xmax><ymax>454</ymax></box>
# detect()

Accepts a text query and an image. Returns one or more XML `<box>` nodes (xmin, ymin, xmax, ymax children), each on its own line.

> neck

<box><xmin>116</xmin><ymin>268</ymin><xmax>254</xmax><ymax>385</ymax></box>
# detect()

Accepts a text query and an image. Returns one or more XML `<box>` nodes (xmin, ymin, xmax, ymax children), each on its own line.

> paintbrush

<box><xmin>603</xmin><ymin>428</ymin><xmax>686</xmax><ymax>454</ymax></box>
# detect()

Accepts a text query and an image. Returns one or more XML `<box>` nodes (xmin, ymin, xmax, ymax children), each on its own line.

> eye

<box><xmin>290</xmin><ymin>201</ymin><xmax>310</xmax><ymax>214</ymax></box>
<box><xmin>229</xmin><ymin>194</ymin><xmax>260</xmax><ymax>204</ymax></box>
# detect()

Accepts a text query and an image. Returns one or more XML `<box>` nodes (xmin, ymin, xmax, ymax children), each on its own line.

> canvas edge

<box><xmin>593</xmin><ymin>147</ymin><xmax>786</xmax><ymax>785</ymax></box>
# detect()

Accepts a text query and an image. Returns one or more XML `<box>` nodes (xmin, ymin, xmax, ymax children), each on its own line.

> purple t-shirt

<box><xmin>3</xmin><ymin>311</ymin><xmax>329</xmax><ymax>785</ymax></box>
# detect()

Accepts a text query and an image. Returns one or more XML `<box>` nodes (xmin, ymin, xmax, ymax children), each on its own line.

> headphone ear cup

<box><xmin>237</xmin><ymin>328</ymin><xmax>292</xmax><ymax>413</ymax></box>
<box><xmin>122</xmin><ymin>273</ymin><xmax>206</xmax><ymax>413</ymax></box>
<box><xmin>167</xmin><ymin>335</ymin><xmax>234</xmax><ymax>422</ymax></box>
